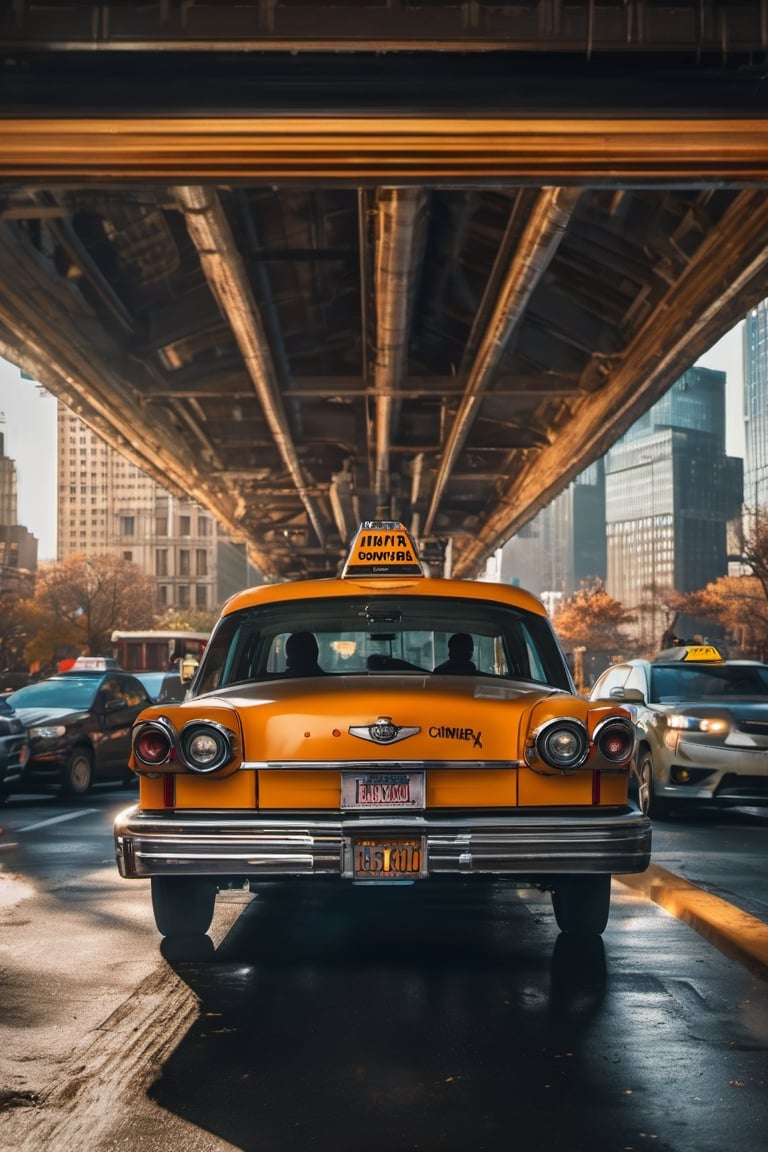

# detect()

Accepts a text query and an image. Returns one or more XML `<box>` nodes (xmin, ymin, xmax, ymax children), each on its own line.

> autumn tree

<box><xmin>154</xmin><ymin>606</ymin><xmax>219</xmax><ymax>634</ymax></box>
<box><xmin>671</xmin><ymin>508</ymin><xmax>768</xmax><ymax>660</ymax></box>
<box><xmin>552</xmin><ymin>580</ymin><xmax>636</xmax><ymax>652</ymax></box>
<box><xmin>0</xmin><ymin>592</ymin><xmax>28</xmax><ymax>677</ymax></box>
<box><xmin>675</xmin><ymin>576</ymin><xmax>768</xmax><ymax>660</ymax></box>
<box><xmin>30</xmin><ymin>554</ymin><xmax>157</xmax><ymax>661</ymax></box>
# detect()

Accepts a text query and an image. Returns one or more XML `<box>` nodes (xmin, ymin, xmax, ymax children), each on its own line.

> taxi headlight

<box><xmin>528</xmin><ymin>719</ymin><xmax>589</xmax><ymax>772</ymax></box>
<box><xmin>180</xmin><ymin>721</ymin><xmax>234</xmax><ymax>773</ymax></box>
<box><xmin>667</xmin><ymin>714</ymin><xmax>730</xmax><ymax>735</ymax></box>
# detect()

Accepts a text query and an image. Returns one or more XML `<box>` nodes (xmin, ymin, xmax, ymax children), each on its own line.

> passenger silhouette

<box><xmin>284</xmin><ymin>631</ymin><xmax>325</xmax><ymax>676</ymax></box>
<box><xmin>433</xmin><ymin>632</ymin><xmax>477</xmax><ymax>674</ymax></box>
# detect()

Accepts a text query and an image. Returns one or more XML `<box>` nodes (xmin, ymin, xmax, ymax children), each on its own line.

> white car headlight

<box><xmin>667</xmin><ymin>714</ymin><xmax>729</xmax><ymax>734</ymax></box>
<box><xmin>29</xmin><ymin>724</ymin><xmax>67</xmax><ymax>739</ymax></box>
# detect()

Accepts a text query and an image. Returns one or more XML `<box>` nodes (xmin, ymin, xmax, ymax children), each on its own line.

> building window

<box><xmin>196</xmin><ymin>549</ymin><xmax>208</xmax><ymax>576</ymax></box>
<box><xmin>156</xmin><ymin>549</ymin><xmax>168</xmax><ymax>577</ymax></box>
<box><xmin>195</xmin><ymin>584</ymin><xmax>208</xmax><ymax>609</ymax></box>
<box><xmin>158</xmin><ymin>584</ymin><xmax>168</xmax><ymax>606</ymax></box>
<box><xmin>198</xmin><ymin>516</ymin><xmax>210</xmax><ymax>537</ymax></box>
<box><xmin>121</xmin><ymin>515</ymin><xmax>135</xmax><ymax>536</ymax></box>
<box><xmin>155</xmin><ymin>516</ymin><xmax>168</xmax><ymax>536</ymax></box>
<box><xmin>179</xmin><ymin>515</ymin><xmax>191</xmax><ymax>537</ymax></box>
<box><xmin>178</xmin><ymin>585</ymin><xmax>190</xmax><ymax>607</ymax></box>
<box><xmin>123</xmin><ymin>551</ymin><xmax>132</xmax><ymax>562</ymax></box>
<box><xmin>179</xmin><ymin>549</ymin><xmax>190</xmax><ymax>576</ymax></box>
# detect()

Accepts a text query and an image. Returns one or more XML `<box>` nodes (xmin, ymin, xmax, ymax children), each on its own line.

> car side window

<box><xmin>593</xmin><ymin>666</ymin><xmax>630</xmax><ymax>698</ymax></box>
<box><xmin>102</xmin><ymin>676</ymin><xmax>150</xmax><ymax>708</ymax></box>
<box><xmin>625</xmin><ymin>667</ymin><xmax>648</xmax><ymax>700</ymax></box>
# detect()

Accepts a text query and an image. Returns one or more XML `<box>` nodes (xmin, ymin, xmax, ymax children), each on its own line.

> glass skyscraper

<box><xmin>501</xmin><ymin>366</ymin><xmax>742</xmax><ymax>649</ymax></box>
<box><xmin>605</xmin><ymin>367</ymin><xmax>742</xmax><ymax>645</ymax></box>
<box><xmin>744</xmin><ymin>300</ymin><xmax>768</xmax><ymax>510</ymax></box>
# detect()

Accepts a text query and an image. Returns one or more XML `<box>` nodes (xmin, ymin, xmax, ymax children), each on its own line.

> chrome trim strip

<box><xmin>240</xmin><ymin>759</ymin><xmax>524</xmax><ymax>771</ymax></box>
<box><xmin>114</xmin><ymin>805</ymin><xmax>651</xmax><ymax>880</ymax></box>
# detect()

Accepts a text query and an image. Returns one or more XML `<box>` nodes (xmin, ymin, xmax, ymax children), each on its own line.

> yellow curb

<box><xmin>617</xmin><ymin>865</ymin><xmax>768</xmax><ymax>982</ymax></box>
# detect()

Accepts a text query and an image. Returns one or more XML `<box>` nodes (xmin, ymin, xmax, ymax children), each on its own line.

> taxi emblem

<box><xmin>349</xmin><ymin>716</ymin><xmax>420</xmax><ymax>745</ymax></box>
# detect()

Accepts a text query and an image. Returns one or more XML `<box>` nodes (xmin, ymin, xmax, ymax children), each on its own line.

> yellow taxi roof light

<box><xmin>655</xmin><ymin>644</ymin><xmax>725</xmax><ymax>663</ymax></box>
<box><xmin>342</xmin><ymin>521</ymin><xmax>426</xmax><ymax>579</ymax></box>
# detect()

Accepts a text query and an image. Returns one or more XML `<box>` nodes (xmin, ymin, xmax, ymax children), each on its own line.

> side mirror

<box><xmin>609</xmin><ymin>686</ymin><xmax>645</xmax><ymax>704</ymax></box>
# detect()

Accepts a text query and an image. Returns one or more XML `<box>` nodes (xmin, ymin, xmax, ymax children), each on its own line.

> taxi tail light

<box><xmin>529</xmin><ymin>719</ymin><xmax>589</xmax><ymax>773</ymax></box>
<box><xmin>180</xmin><ymin>720</ymin><xmax>234</xmax><ymax>774</ymax></box>
<box><xmin>133</xmin><ymin>721</ymin><xmax>175</xmax><ymax>768</ymax></box>
<box><xmin>593</xmin><ymin>717</ymin><xmax>635</xmax><ymax>765</ymax></box>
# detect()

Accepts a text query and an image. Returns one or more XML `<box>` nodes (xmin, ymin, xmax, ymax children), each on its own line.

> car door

<box><xmin>96</xmin><ymin>674</ymin><xmax>151</xmax><ymax>775</ymax></box>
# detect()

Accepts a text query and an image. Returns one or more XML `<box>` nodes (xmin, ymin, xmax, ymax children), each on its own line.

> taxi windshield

<box><xmin>195</xmin><ymin>595</ymin><xmax>572</xmax><ymax>694</ymax></box>
<box><xmin>650</xmin><ymin>663</ymin><xmax>768</xmax><ymax>704</ymax></box>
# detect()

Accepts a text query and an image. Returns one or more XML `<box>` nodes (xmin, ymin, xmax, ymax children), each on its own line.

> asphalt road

<box><xmin>1</xmin><ymin>788</ymin><xmax>767</xmax><ymax>1152</ymax></box>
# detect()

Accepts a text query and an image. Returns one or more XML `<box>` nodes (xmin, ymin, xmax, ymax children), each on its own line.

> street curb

<box><xmin>617</xmin><ymin>865</ymin><xmax>768</xmax><ymax>982</ymax></box>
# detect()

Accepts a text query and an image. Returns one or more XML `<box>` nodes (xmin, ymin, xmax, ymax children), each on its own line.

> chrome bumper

<box><xmin>114</xmin><ymin>805</ymin><xmax>651</xmax><ymax>880</ymax></box>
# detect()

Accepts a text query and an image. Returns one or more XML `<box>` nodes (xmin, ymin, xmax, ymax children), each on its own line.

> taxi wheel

<box><xmin>151</xmin><ymin>876</ymin><xmax>217</xmax><ymax>937</ymax></box>
<box><xmin>637</xmin><ymin>750</ymin><xmax>670</xmax><ymax>819</ymax></box>
<box><xmin>61</xmin><ymin>748</ymin><xmax>93</xmax><ymax>795</ymax></box>
<box><xmin>551</xmin><ymin>875</ymin><xmax>611</xmax><ymax>936</ymax></box>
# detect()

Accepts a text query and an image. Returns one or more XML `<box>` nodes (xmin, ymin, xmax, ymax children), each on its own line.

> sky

<box><xmin>0</xmin><ymin>322</ymin><xmax>749</xmax><ymax>564</ymax></box>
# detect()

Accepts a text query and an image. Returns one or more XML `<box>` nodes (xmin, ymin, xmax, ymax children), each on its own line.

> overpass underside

<box><xmin>2</xmin><ymin>2</ymin><xmax>768</xmax><ymax>580</ymax></box>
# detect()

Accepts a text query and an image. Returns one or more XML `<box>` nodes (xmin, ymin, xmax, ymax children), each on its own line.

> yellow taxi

<box><xmin>114</xmin><ymin>522</ymin><xmax>650</xmax><ymax>940</ymax></box>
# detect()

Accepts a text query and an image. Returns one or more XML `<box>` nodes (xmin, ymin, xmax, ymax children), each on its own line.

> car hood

<box><xmin>136</xmin><ymin>675</ymin><xmax>609</xmax><ymax>763</ymax></box>
<box><xmin>11</xmin><ymin>706</ymin><xmax>90</xmax><ymax>727</ymax></box>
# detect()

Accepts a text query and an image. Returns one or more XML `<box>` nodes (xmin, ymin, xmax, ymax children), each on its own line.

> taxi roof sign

<box><xmin>342</xmin><ymin>521</ymin><xmax>425</xmax><ymax>579</ymax></box>
<box><xmin>655</xmin><ymin>644</ymin><xmax>724</xmax><ymax>663</ymax></box>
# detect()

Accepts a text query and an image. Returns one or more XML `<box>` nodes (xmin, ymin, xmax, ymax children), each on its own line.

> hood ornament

<box><xmin>349</xmin><ymin>716</ymin><xmax>420</xmax><ymax>745</ymax></box>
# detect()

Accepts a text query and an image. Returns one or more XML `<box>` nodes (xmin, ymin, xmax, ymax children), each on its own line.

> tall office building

<box><xmin>605</xmin><ymin>367</ymin><xmax>742</xmax><ymax>645</ymax></box>
<box><xmin>57</xmin><ymin>404</ymin><xmax>228</xmax><ymax>612</ymax></box>
<box><xmin>500</xmin><ymin>460</ymin><xmax>606</xmax><ymax>599</ymax></box>
<box><xmin>0</xmin><ymin>412</ymin><xmax>38</xmax><ymax>592</ymax></box>
<box><xmin>744</xmin><ymin>299</ymin><xmax>768</xmax><ymax>509</ymax></box>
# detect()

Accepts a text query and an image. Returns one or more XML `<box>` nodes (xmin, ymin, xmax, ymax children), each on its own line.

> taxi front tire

<box><xmin>151</xmin><ymin>876</ymin><xmax>217</xmax><ymax>937</ymax></box>
<box><xmin>550</xmin><ymin>874</ymin><xmax>611</xmax><ymax>936</ymax></box>
<box><xmin>637</xmin><ymin>748</ymin><xmax>670</xmax><ymax>819</ymax></box>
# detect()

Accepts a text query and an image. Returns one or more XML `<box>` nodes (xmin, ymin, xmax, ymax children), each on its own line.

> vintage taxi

<box><xmin>114</xmin><ymin>522</ymin><xmax>651</xmax><ymax>941</ymax></box>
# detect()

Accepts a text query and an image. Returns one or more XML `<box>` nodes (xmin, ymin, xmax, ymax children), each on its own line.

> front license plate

<box><xmin>351</xmin><ymin>838</ymin><xmax>425</xmax><ymax>880</ymax></box>
<box><xmin>341</xmin><ymin>770</ymin><xmax>425</xmax><ymax>810</ymax></box>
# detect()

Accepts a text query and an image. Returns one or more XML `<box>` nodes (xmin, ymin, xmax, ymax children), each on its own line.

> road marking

<box><xmin>17</xmin><ymin>809</ymin><xmax>99</xmax><ymax>833</ymax></box>
<box><xmin>618</xmin><ymin>865</ymin><xmax>768</xmax><ymax>982</ymax></box>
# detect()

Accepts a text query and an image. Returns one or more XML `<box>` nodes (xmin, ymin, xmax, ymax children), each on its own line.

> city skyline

<box><xmin>0</xmin><ymin>320</ymin><xmax>748</xmax><ymax>563</ymax></box>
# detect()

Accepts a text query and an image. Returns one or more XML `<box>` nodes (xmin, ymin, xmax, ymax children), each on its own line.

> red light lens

<box><xmin>596</xmin><ymin>721</ymin><xmax>633</xmax><ymax>763</ymax></box>
<box><xmin>135</xmin><ymin>727</ymin><xmax>172</xmax><ymax>765</ymax></box>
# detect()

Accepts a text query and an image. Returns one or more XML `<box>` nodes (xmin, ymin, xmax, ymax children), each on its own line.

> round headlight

<box><xmin>594</xmin><ymin>717</ymin><xmax>635</xmax><ymax>764</ymax></box>
<box><xmin>134</xmin><ymin>723</ymin><xmax>174</xmax><ymax>766</ymax></box>
<box><xmin>180</xmin><ymin>721</ymin><xmax>233</xmax><ymax>773</ymax></box>
<box><xmin>531</xmin><ymin>719</ymin><xmax>589</xmax><ymax>772</ymax></box>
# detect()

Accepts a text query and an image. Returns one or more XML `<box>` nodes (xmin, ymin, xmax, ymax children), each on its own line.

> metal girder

<box><xmin>3</xmin><ymin>33</ymin><xmax>768</xmax><ymax>583</ymax></box>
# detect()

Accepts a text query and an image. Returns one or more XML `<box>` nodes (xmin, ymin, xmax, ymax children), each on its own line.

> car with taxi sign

<box><xmin>589</xmin><ymin>644</ymin><xmax>768</xmax><ymax>818</ymax></box>
<box><xmin>114</xmin><ymin>522</ymin><xmax>651</xmax><ymax>941</ymax></box>
<box><xmin>8</xmin><ymin>666</ymin><xmax>152</xmax><ymax>795</ymax></box>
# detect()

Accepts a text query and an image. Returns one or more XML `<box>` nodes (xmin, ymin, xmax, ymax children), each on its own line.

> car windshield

<box><xmin>194</xmin><ymin>594</ymin><xmax>572</xmax><ymax>694</ymax></box>
<box><xmin>7</xmin><ymin>676</ymin><xmax>100</xmax><ymax>710</ymax></box>
<box><xmin>650</xmin><ymin>664</ymin><xmax>768</xmax><ymax>703</ymax></box>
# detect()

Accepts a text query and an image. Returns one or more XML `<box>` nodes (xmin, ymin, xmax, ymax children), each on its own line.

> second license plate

<box><xmin>351</xmin><ymin>838</ymin><xmax>425</xmax><ymax>880</ymax></box>
<box><xmin>341</xmin><ymin>770</ymin><xmax>424</xmax><ymax>810</ymax></box>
